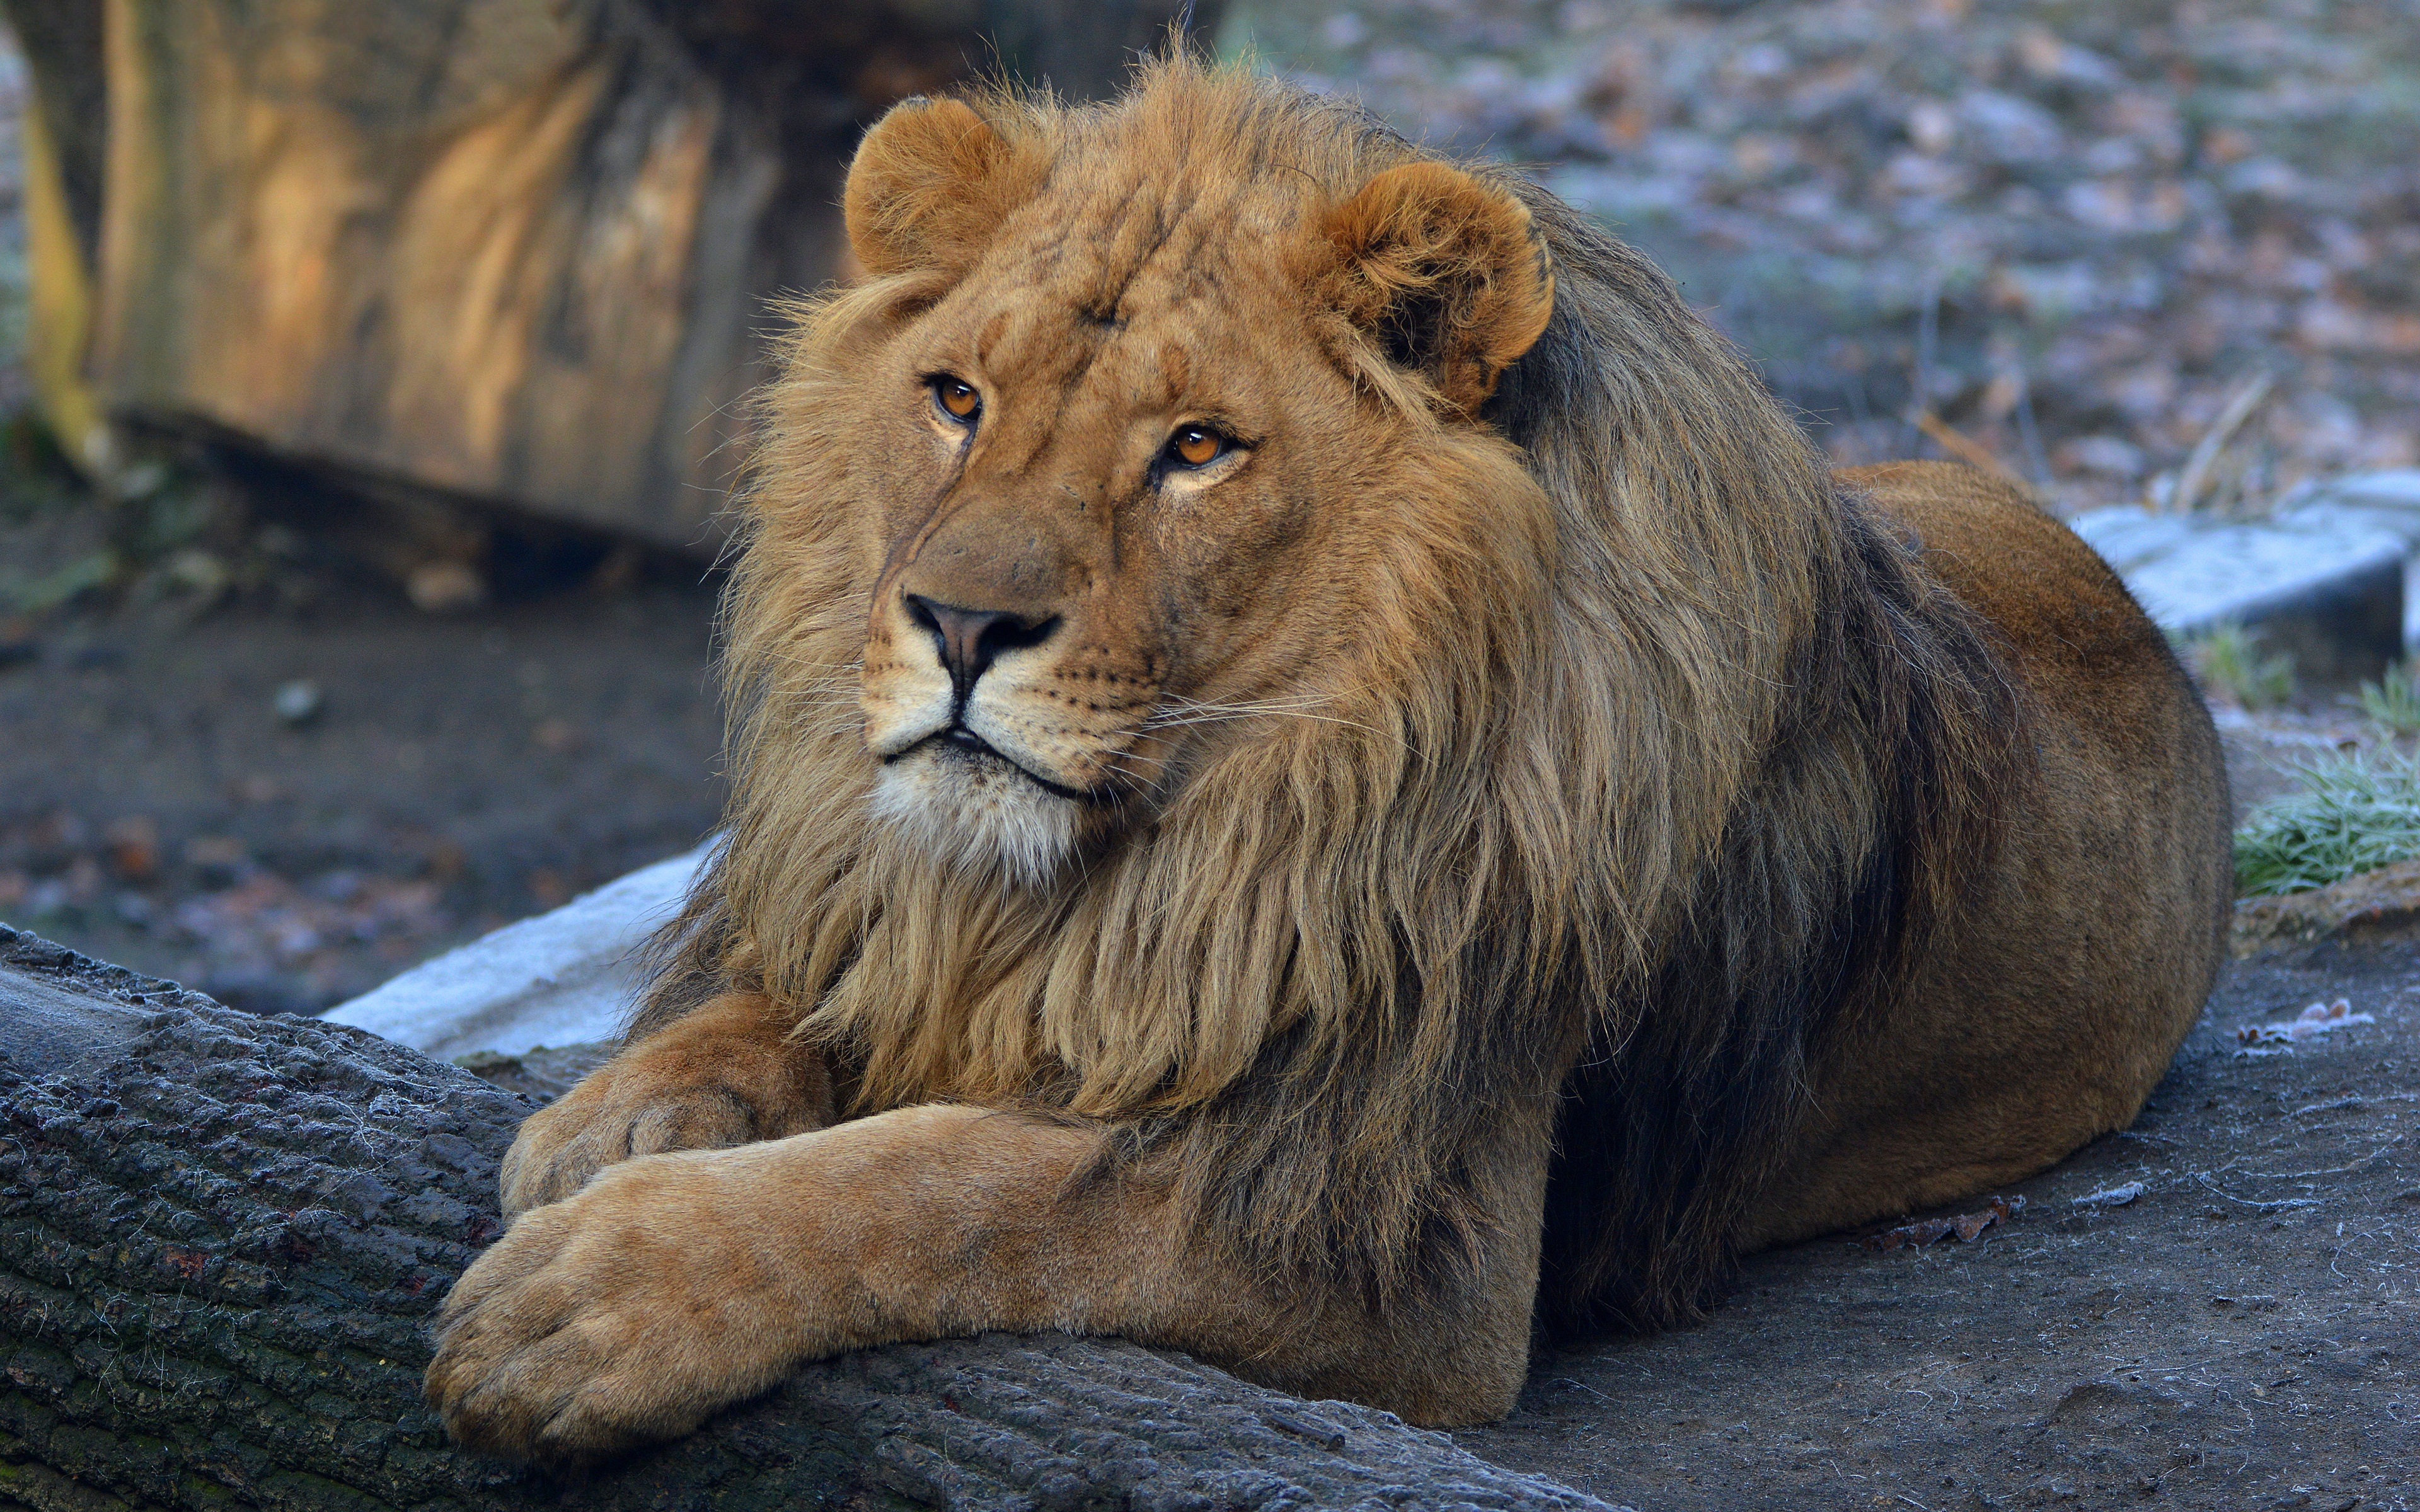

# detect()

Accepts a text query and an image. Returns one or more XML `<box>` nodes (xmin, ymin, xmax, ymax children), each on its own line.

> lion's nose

<box><xmin>904</xmin><ymin>594</ymin><xmax>1059</xmax><ymax>700</ymax></box>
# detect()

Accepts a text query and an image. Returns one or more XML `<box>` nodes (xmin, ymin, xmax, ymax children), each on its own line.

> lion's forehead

<box><xmin>965</xmin><ymin>304</ymin><xmax>1195</xmax><ymax>425</ymax></box>
<box><xmin>964</xmin><ymin>166</ymin><xmax>1307</xmax><ymax>385</ymax></box>
<box><xmin>1025</xmin><ymin>147</ymin><xmax>1303</xmax><ymax>282</ymax></box>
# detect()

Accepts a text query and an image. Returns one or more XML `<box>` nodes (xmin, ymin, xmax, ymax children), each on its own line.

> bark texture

<box><xmin>0</xmin><ymin>925</ymin><xmax>1610</xmax><ymax>1512</ymax></box>
<box><xmin>6</xmin><ymin>0</ymin><xmax>1213</xmax><ymax>543</ymax></box>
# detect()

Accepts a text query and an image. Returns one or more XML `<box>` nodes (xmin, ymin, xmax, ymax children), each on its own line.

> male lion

<box><xmin>427</xmin><ymin>58</ymin><xmax>2229</xmax><ymax>1463</ymax></box>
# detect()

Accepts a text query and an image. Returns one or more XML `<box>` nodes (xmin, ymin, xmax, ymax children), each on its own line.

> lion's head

<box><xmin>837</xmin><ymin>87</ymin><xmax>1555</xmax><ymax>887</ymax></box>
<box><xmin>659</xmin><ymin>59</ymin><xmax>1993</xmax><ymax>1312</ymax></box>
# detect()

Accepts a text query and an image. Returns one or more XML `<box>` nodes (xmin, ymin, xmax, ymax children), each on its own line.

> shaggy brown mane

<box><xmin>642</xmin><ymin>57</ymin><xmax>2020</xmax><ymax>1331</ymax></box>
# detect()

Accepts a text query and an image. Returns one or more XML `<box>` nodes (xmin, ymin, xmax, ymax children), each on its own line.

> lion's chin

<box><xmin>869</xmin><ymin>747</ymin><xmax>1080</xmax><ymax>888</ymax></box>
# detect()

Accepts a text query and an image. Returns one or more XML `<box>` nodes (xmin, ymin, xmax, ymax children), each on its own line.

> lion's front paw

<box><xmin>428</xmin><ymin>1150</ymin><xmax>806</xmax><ymax>1467</ymax></box>
<box><xmin>497</xmin><ymin>994</ymin><xmax>833</xmax><ymax>1217</ymax></box>
<box><xmin>501</xmin><ymin>1082</ymin><xmax>752</xmax><ymax>1217</ymax></box>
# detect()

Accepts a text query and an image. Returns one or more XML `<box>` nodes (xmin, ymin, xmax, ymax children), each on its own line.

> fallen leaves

<box><xmin>1250</xmin><ymin>0</ymin><xmax>2420</xmax><ymax>511</ymax></box>
<box><xmin>2072</xmin><ymin>1181</ymin><xmax>2146</xmax><ymax>1208</ymax></box>
<box><xmin>0</xmin><ymin>810</ymin><xmax>463</xmax><ymax>1011</ymax></box>
<box><xmin>2237</xmin><ymin>998</ymin><xmax>2377</xmax><ymax>1050</ymax></box>
<box><xmin>1861</xmin><ymin>1194</ymin><xmax>2026</xmax><ymax>1251</ymax></box>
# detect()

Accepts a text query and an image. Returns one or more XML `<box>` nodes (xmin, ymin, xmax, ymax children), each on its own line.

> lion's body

<box><xmin>429</xmin><ymin>60</ymin><xmax>2230</xmax><ymax>1463</ymax></box>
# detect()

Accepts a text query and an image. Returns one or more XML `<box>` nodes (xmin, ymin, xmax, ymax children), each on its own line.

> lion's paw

<box><xmin>496</xmin><ymin>995</ymin><xmax>833</xmax><ymax>1218</ymax></box>
<box><xmin>499</xmin><ymin>1084</ymin><xmax>752</xmax><ymax>1217</ymax></box>
<box><xmin>429</xmin><ymin>1151</ymin><xmax>805</xmax><ymax>1467</ymax></box>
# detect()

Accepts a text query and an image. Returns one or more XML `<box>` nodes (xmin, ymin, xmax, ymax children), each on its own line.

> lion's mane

<box><xmin>646</xmin><ymin>59</ymin><xmax>2018</xmax><ymax>1332</ymax></box>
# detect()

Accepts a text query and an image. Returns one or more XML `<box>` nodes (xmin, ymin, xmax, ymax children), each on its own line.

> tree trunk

<box><xmin>3</xmin><ymin>0</ymin><xmax>110</xmax><ymax>473</ymax></box>
<box><xmin>0</xmin><ymin>925</ymin><xmax>1608</xmax><ymax>1512</ymax></box>
<box><xmin>4</xmin><ymin>0</ymin><xmax>1213</xmax><ymax>545</ymax></box>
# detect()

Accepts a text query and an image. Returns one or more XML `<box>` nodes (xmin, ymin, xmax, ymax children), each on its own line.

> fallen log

<box><xmin>0</xmin><ymin>924</ymin><xmax>1610</xmax><ymax>1511</ymax></box>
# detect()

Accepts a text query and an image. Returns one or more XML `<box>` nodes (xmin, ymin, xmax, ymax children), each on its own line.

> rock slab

<box><xmin>321</xmin><ymin>845</ymin><xmax>705</xmax><ymax>1059</ymax></box>
<box><xmin>2070</xmin><ymin>468</ymin><xmax>2420</xmax><ymax>681</ymax></box>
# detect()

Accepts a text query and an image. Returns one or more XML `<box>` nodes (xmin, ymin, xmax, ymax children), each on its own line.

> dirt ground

<box><xmin>0</xmin><ymin>479</ymin><xmax>725</xmax><ymax>1014</ymax></box>
<box><xmin>1458</xmin><ymin>941</ymin><xmax>2420</xmax><ymax>1511</ymax></box>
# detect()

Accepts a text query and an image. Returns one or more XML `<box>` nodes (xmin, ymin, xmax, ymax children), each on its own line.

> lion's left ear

<box><xmin>1317</xmin><ymin>162</ymin><xmax>1555</xmax><ymax>414</ymax></box>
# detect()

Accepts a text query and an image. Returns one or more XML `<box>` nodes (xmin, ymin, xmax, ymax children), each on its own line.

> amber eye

<box><xmin>1168</xmin><ymin>426</ymin><xmax>1225</xmax><ymax>468</ymax></box>
<box><xmin>933</xmin><ymin>377</ymin><xmax>981</xmax><ymax>423</ymax></box>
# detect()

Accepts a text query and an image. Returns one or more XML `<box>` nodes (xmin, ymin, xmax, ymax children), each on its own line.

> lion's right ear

<box><xmin>844</xmin><ymin>97</ymin><xmax>1046</xmax><ymax>280</ymax></box>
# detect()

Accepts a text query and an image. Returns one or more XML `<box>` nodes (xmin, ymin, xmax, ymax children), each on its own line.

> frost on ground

<box><xmin>2237</xmin><ymin>995</ymin><xmax>2377</xmax><ymax>1050</ymax></box>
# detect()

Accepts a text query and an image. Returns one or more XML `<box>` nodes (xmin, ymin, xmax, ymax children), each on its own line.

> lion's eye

<box><xmin>933</xmin><ymin>377</ymin><xmax>981</xmax><ymax>423</ymax></box>
<box><xmin>1167</xmin><ymin>426</ymin><xmax>1226</xmax><ymax>469</ymax></box>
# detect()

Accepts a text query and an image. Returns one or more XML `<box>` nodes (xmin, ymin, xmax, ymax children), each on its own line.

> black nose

<box><xmin>904</xmin><ymin>595</ymin><xmax>1058</xmax><ymax>700</ymax></box>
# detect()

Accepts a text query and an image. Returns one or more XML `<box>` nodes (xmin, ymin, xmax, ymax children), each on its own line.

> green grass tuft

<box><xmin>2235</xmin><ymin>748</ymin><xmax>2420</xmax><ymax>896</ymax></box>
<box><xmin>2185</xmin><ymin>622</ymin><xmax>2296</xmax><ymax>709</ymax></box>
<box><xmin>2358</xmin><ymin>656</ymin><xmax>2420</xmax><ymax>735</ymax></box>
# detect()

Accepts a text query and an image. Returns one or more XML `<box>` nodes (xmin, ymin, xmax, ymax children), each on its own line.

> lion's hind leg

<box><xmin>498</xmin><ymin>992</ymin><xmax>836</xmax><ymax>1217</ymax></box>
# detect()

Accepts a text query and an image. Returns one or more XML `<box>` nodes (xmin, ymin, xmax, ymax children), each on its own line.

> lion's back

<box><xmin>1841</xmin><ymin>460</ymin><xmax>2227</xmax><ymax>857</ymax></box>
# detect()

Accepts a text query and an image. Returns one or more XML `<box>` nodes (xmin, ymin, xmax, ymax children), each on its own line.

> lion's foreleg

<box><xmin>430</xmin><ymin>1102</ymin><xmax>1547</xmax><ymax>1466</ymax></box>
<box><xmin>497</xmin><ymin>992</ymin><xmax>836</xmax><ymax>1217</ymax></box>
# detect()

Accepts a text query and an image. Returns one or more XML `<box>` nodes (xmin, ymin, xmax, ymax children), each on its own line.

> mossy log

<box><xmin>3</xmin><ymin>0</ymin><xmax>1211</xmax><ymax>542</ymax></box>
<box><xmin>0</xmin><ymin>925</ymin><xmax>1610</xmax><ymax>1511</ymax></box>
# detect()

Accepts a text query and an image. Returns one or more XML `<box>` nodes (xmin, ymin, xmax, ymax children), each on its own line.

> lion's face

<box><xmin>853</xmin><ymin>190</ymin><xmax>1367</xmax><ymax>881</ymax></box>
<box><xmin>824</xmin><ymin>95</ymin><xmax>1555</xmax><ymax>884</ymax></box>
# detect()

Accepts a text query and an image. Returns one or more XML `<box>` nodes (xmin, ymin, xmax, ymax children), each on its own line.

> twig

<box><xmin>1905</xmin><ymin>272</ymin><xmax>1943</xmax><ymax>456</ymax></box>
<box><xmin>2015</xmin><ymin>372</ymin><xmax>2053</xmax><ymax>491</ymax></box>
<box><xmin>2169</xmin><ymin>370</ymin><xmax>2274</xmax><ymax>515</ymax></box>
<box><xmin>2194</xmin><ymin>1172</ymin><xmax>2320</xmax><ymax>1212</ymax></box>
<box><xmin>2233</xmin><ymin>1136</ymin><xmax>2406</xmax><ymax>1181</ymax></box>
<box><xmin>2285</xmin><ymin>1093</ymin><xmax>2420</xmax><ymax>1118</ymax></box>
<box><xmin>1915</xmin><ymin>410</ymin><xmax>2025</xmax><ymax>488</ymax></box>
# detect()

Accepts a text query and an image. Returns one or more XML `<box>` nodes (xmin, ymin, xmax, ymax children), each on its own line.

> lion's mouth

<box><xmin>892</xmin><ymin>726</ymin><xmax>1107</xmax><ymax>806</ymax></box>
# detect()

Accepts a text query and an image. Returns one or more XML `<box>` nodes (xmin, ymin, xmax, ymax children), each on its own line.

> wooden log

<box><xmin>19</xmin><ymin>0</ymin><xmax>1211</xmax><ymax>546</ymax></box>
<box><xmin>0</xmin><ymin>924</ymin><xmax>1609</xmax><ymax>1511</ymax></box>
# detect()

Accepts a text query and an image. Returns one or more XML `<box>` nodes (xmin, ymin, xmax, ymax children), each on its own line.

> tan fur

<box><xmin>498</xmin><ymin>992</ymin><xmax>834</xmax><ymax>1215</ymax></box>
<box><xmin>429</xmin><ymin>59</ymin><xmax>2228</xmax><ymax>1466</ymax></box>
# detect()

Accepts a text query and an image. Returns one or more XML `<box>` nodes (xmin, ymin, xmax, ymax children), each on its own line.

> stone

<box><xmin>2291</xmin><ymin>470</ymin><xmax>2420</xmax><ymax>648</ymax></box>
<box><xmin>321</xmin><ymin>844</ymin><xmax>706</xmax><ymax>1058</ymax></box>
<box><xmin>2231</xmin><ymin>856</ymin><xmax>2420</xmax><ymax>956</ymax></box>
<box><xmin>271</xmin><ymin>677</ymin><xmax>324</xmax><ymax>725</ymax></box>
<box><xmin>2069</xmin><ymin>481</ymin><xmax>2414</xmax><ymax>682</ymax></box>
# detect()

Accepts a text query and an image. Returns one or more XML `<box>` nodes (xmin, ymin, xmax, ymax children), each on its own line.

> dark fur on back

<box><xmin>1531</xmin><ymin>495</ymin><xmax>2020</xmax><ymax>1332</ymax></box>
<box><xmin>1501</xmin><ymin>196</ymin><xmax>2020</xmax><ymax>1330</ymax></box>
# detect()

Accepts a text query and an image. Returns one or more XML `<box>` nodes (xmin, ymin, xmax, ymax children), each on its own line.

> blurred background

<box><xmin>2</xmin><ymin>0</ymin><xmax>2416</xmax><ymax>1012</ymax></box>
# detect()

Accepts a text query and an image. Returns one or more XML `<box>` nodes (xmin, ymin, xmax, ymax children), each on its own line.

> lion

<box><xmin>425</xmin><ymin>57</ymin><xmax>2230</xmax><ymax>1464</ymax></box>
